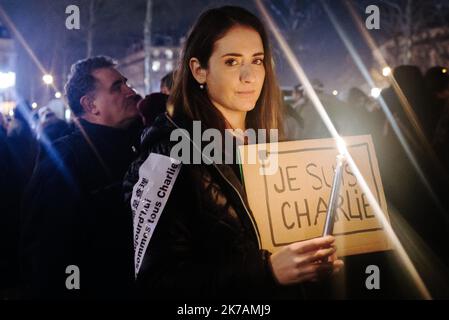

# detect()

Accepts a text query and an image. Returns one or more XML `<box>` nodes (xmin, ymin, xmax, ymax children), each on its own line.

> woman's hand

<box><xmin>269</xmin><ymin>236</ymin><xmax>344</xmax><ymax>285</ymax></box>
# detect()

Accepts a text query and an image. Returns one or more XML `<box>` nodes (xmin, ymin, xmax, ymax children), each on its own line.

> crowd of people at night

<box><xmin>1</xmin><ymin>5</ymin><xmax>449</xmax><ymax>300</ymax></box>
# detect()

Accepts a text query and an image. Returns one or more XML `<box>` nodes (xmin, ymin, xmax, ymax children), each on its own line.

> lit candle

<box><xmin>323</xmin><ymin>154</ymin><xmax>346</xmax><ymax>236</ymax></box>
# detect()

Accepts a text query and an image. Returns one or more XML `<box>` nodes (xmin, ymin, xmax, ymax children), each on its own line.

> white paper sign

<box><xmin>131</xmin><ymin>153</ymin><xmax>181</xmax><ymax>276</ymax></box>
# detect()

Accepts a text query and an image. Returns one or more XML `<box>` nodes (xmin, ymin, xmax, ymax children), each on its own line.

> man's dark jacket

<box><xmin>20</xmin><ymin>118</ymin><xmax>142</xmax><ymax>299</ymax></box>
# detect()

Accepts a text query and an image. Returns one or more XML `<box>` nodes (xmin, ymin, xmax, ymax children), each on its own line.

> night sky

<box><xmin>0</xmin><ymin>0</ymin><xmax>420</xmax><ymax>103</ymax></box>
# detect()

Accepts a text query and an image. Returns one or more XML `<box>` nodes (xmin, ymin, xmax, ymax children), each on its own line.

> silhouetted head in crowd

<box><xmin>0</xmin><ymin>112</ymin><xmax>7</xmax><ymax>134</ymax></box>
<box><xmin>392</xmin><ymin>65</ymin><xmax>426</xmax><ymax>97</ymax></box>
<box><xmin>38</xmin><ymin>107</ymin><xmax>57</xmax><ymax>124</ymax></box>
<box><xmin>425</xmin><ymin>66</ymin><xmax>449</xmax><ymax>103</ymax></box>
<box><xmin>13</xmin><ymin>100</ymin><xmax>33</xmax><ymax>124</ymax></box>
<box><xmin>292</xmin><ymin>83</ymin><xmax>304</xmax><ymax>101</ymax></box>
<box><xmin>160</xmin><ymin>71</ymin><xmax>175</xmax><ymax>95</ymax></box>
<box><xmin>347</xmin><ymin>87</ymin><xmax>370</xmax><ymax>109</ymax></box>
<box><xmin>388</xmin><ymin>65</ymin><xmax>439</xmax><ymax>138</ymax></box>
<box><xmin>390</xmin><ymin>65</ymin><xmax>429</xmax><ymax>114</ymax></box>
<box><xmin>137</xmin><ymin>92</ymin><xmax>168</xmax><ymax>126</ymax></box>
<box><xmin>64</xmin><ymin>56</ymin><xmax>142</xmax><ymax>128</ymax></box>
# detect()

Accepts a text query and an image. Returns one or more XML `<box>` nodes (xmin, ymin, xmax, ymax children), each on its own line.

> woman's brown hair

<box><xmin>169</xmin><ymin>5</ymin><xmax>283</xmax><ymax>139</ymax></box>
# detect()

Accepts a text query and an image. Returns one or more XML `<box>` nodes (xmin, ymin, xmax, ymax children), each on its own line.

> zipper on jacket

<box><xmin>213</xmin><ymin>165</ymin><xmax>262</xmax><ymax>249</ymax></box>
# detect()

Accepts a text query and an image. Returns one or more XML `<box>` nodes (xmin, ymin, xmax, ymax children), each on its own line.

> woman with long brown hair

<box><xmin>124</xmin><ymin>5</ymin><xmax>343</xmax><ymax>299</ymax></box>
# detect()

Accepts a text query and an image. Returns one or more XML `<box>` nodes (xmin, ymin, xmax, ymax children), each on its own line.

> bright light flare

<box><xmin>382</xmin><ymin>67</ymin><xmax>392</xmax><ymax>77</ymax></box>
<box><xmin>0</xmin><ymin>72</ymin><xmax>16</xmax><ymax>89</ymax></box>
<box><xmin>65</xmin><ymin>108</ymin><xmax>71</xmax><ymax>121</ymax></box>
<box><xmin>371</xmin><ymin>87</ymin><xmax>382</xmax><ymax>98</ymax></box>
<box><xmin>42</xmin><ymin>74</ymin><xmax>53</xmax><ymax>85</ymax></box>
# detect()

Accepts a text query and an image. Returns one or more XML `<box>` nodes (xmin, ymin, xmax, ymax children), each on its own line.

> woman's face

<box><xmin>205</xmin><ymin>26</ymin><xmax>266</xmax><ymax>118</ymax></box>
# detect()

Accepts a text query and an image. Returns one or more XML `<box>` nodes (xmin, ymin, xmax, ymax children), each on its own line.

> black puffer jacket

<box><xmin>123</xmin><ymin>114</ymin><xmax>284</xmax><ymax>299</ymax></box>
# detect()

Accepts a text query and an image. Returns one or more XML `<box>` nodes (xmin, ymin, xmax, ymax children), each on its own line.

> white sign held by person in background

<box><xmin>131</xmin><ymin>153</ymin><xmax>181</xmax><ymax>277</ymax></box>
